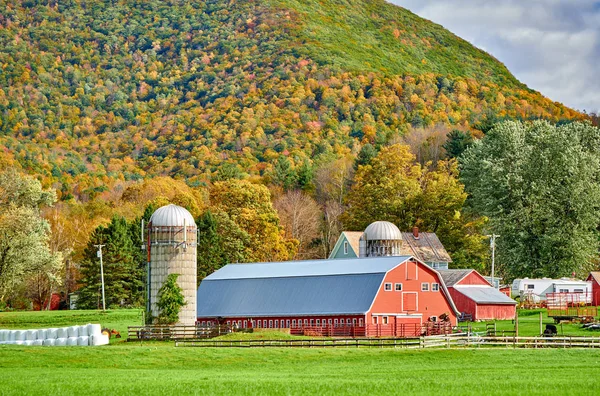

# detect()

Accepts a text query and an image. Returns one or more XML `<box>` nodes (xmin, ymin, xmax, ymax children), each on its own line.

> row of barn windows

<box><xmin>383</xmin><ymin>282</ymin><xmax>439</xmax><ymax>292</ymax></box>
<box><xmin>199</xmin><ymin>318</ymin><xmax>365</xmax><ymax>329</ymax></box>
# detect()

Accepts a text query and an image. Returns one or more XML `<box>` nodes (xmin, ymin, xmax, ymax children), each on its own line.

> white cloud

<box><xmin>390</xmin><ymin>0</ymin><xmax>600</xmax><ymax>113</ymax></box>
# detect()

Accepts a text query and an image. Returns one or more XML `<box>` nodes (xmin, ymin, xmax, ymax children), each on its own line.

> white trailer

<box><xmin>511</xmin><ymin>278</ymin><xmax>592</xmax><ymax>303</ymax></box>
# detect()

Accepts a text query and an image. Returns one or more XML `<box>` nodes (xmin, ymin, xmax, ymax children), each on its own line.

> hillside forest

<box><xmin>1</xmin><ymin>0</ymin><xmax>599</xmax><ymax>309</ymax></box>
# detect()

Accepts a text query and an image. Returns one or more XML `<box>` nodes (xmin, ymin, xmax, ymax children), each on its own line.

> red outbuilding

<box><xmin>438</xmin><ymin>269</ymin><xmax>516</xmax><ymax>321</ymax></box>
<box><xmin>196</xmin><ymin>256</ymin><xmax>459</xmax><ymax>337</ymax></box>
<box><xmin>587</xmin><ymin>272</ymin><xmax>600</xmax><ymax>306</ymax></box>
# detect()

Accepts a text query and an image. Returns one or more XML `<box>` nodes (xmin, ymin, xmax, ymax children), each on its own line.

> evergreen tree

<box><xmin>354</xmin><ymin>143</ymin><xmax>378</xmax><ymax>169</ymax></box>
<box><xmin>272</xmin><ymin>156</ymin><xmax>297</xmax><ymax>191</ymax></box>
<box><xmin>443</xmin><ymin>130</ymin><xmax>474</xmax><ymax>159</ymax></box>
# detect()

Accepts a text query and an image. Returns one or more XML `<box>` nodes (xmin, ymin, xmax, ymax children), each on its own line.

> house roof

<box><xmin>197</xmin><ymin>257</ymin><xmax>412</xmax><ymax>318</ymax></box>
<box><xmin>437</xmin><ymin>269</ymin><xmax>474</xmax><ymax>287</ymax></box>
<box><xmin>401</xmin><ymin>232</ymin><xmax>452</xmax><ymax>263</ymax></box>
<box><xmin>453</xmin><ymin>286</ymin><xmax>517</xmax><ymax>305</ymax></box>
<box><xmin>333</xmin><ymin>230</ymin><xmax>452</xmax><ymax>263</ymax></box>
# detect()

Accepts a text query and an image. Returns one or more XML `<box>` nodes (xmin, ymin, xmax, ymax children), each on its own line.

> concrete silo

<box><xmin>359</xmin><ymin>221</ymin><xmax>402</xmax><ymax>257</ymax></box>
<box><xmin>145</xmin><ymin>204</ymin><xmax>197</xmax><ymax>325</ymax></box>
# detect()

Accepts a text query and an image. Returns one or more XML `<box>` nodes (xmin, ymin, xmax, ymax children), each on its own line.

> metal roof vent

<box><xmin>149</xmin><ymin>204</ymin><xmax>195</xmax><ymax>227</ymax></box>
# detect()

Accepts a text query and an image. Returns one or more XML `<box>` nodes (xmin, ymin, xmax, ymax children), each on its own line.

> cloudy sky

<box><xmin>391</xmin><ymin>0</ymin><xmax>600</xmax><ymax>114</ymax></box>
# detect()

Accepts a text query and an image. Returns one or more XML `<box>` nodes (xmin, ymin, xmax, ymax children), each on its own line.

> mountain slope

<box><xmin>0</xmin><ymin>0</ymin><xmax>582</xmax><ymax>199</ymax></box>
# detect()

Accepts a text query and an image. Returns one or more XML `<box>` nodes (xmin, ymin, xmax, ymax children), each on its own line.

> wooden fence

<box><xmin>127</xmin><ymin>325</ymin><xmax>232</xmax><ymax>341</ymax></box>
<box><xmin>176</xmin><ymin>334</ymin><xmax>600</xmax><ymax>349</ymax></box>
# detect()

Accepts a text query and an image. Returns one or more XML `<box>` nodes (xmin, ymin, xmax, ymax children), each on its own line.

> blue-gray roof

<box><xmin>453</xmin><ymin>286</ymin><xmax>516</xmax><ymax>305</ymax></box>
<box><xmin>197</xmin><ymin>257</ymin><xmax>412</xmax><ymax>318</ymax></box>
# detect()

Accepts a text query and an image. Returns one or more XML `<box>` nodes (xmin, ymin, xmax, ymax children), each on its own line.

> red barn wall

<box><xmin>448</xmin><ymin>288</ymin><xmax>477</xmax><ymax>317</ymax></box>
<box><xmin>586</xmin><ymin>275</ymin><xmax>600</xmax><ymax>306</ymax></box>
<box><xmin>367</xmin><ymin>260</ymin><xmax>457</xmax><ymax>326</ymax></box>
<box><xmin>476</xmin><ymin>304</ymin><xmax>515</xmax><ymax>321</ymax></box>
<box><xmin>457</xmin><ymin>271</ymin><xmax>492</xmax><ymax>286</ymax></box>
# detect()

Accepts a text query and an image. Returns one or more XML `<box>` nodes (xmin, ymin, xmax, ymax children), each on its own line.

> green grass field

<box><xmin>2</xmin><ymin>309</ymin><xmax>600</xmax><ymax>395</ymax></box>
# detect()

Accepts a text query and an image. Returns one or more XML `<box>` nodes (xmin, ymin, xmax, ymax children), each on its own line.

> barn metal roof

<box><xmin>197</xmin><ymin>257</ymin><xmax>412</xmax><ymax>317</ymax></box>
<box><xmin>197</xmin><ymin>274</ymin><xmax>386</xmax><ymax>317</ymax></box>
<box><xmin>204</xmin><ymin>256</ymin><xmax>412</xmax><ymax>280</ymax></box>
<box><xmin>453</xmin><ymin>286</ymin><xmax>516</xmax><ymax>305</ymax></box>
<box><xmin>437</xmin><ymin>269</ymin><xmax>474</xmax><ymax>287</ymax></box>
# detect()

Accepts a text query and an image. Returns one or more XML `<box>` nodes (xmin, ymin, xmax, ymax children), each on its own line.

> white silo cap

<box><xmin>362</xmin><ymin>221</ymin><xmax>402</xmax><ymax>241</ymax></box>
<box><xmin>149</xmin><ymin>204</ymin><xmax>196</xmax><ymax>227</ymax></box>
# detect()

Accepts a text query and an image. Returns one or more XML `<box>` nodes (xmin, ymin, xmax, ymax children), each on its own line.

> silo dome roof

<box><xmin>362</xmin><ymin>221</ymin><xmax>402</xmax><ymax>241</ymax></box>
<box><xmin>149</xmin><ymin>204</ymin><xmax>196</xmax><ymax>227</ymax></box>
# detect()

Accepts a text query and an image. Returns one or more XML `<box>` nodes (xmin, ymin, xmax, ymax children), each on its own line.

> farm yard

<box><xmin>2</xmin><ymin>310</ymin><xmax>600</xmax><ymax>395</ymax></box>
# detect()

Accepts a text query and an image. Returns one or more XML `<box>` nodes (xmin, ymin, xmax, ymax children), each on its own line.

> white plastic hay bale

<box><xmin>32</xmin><ymin>339</ymin><xmax>43</xmax><ymax>346</ymax></box>
<box><xmin>14</xmin><ymin>330</ymin><xmax>25</xmax><ymax>341</ymax></box>
<box><xmin>23</xmin><ymin>340</ymin><xmax>34</xmax><ymax>346</ymax></box>
<box><xmin>8</xmin><ymin>331</ymin><xmax>16</xmax><ymax>341</ymax></box>
<box><xmin>0</xmin><ymin>329</ymin><xmax>8</xmax><ymax>341</ymax></box>
<box><xmin>67</xmin><ymin>326</ymin><xmax>79</xmax><ymax>338</ymax></box>
<box><xmin>54</xmin><ymin>338</ymin><xmax>67</xmax><ymax>346</ymax></box>
<box><xmin>77</xmin><ymin>336</ymin><xmax>89</xmax><ymax>346</ymax></box>
<box><xmin>57</xmin><ymin>327</ymin><xmax>68</xmax><ymax>339</ymax></box>
<box><xmin>88</xmin><ymin>324</ymin><xmax>102</xmax><ymax>337</ymax></box>
<box><xmin>90</xmin><ymin>333</ymin><xmax>109</xmax><ymax>346</ymax></box>
<box><xmin>78</xmin><ymin>325</ymin><xmax>88</xmax><ymax>337</ymax></box>
<box><xmin>25</xmin><ymin>330</ymin><xmax>37</xmax><ymax>341</ymax></box>
<box><xmin>66</xmin><ymin>337</ymin><xmax>78</xmax><ymax>346</ymax></box>
<box><xmin>43</xmin><ymin>339</ymin><xmax>56</xmax><ymax>346</ymax></box>
<box><xmin>37</xmin><ymin>329</ymin><xmax>47</xmax><ymax>340</ymax></box>
<box><xmin>14</xmin><ymin>340</ymin><xmax>24</xmax><ymax>345</ymax></box>
<box><xmin>46</xmin><ymin>328</ymin><xmax>58</xmax><ymax>339</ymax></box>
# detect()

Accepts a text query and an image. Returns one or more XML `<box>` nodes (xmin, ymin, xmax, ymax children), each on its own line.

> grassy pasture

<box><xmin>1</xmin><ymin>309</ymin><xmax>600</xmax><ymax>394</ymax></box>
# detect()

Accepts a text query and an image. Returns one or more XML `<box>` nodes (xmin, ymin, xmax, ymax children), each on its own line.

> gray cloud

<box><xmin>390</xmin><ymin>0</ymin><xmax>600</xmax><ymax>113</ymax></box>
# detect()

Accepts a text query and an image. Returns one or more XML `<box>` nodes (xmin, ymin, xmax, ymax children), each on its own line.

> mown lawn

<box><xmin>2</xmin><ymin>309</ymin><xmax>600</xmax><ymax>394</ymax></box>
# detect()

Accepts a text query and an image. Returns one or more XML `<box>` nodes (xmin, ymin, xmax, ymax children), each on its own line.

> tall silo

<box><xmin>359</xmin><ymin>221</ymin><xmax>402</xmax><ymax>257</ymax></box>
<box><xmin>145</xmin><ymin>204</ymin><xmax>197</xmax><ymax>325</ymax></box>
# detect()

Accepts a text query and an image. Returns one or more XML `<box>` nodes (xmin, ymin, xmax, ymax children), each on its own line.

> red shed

<box><xmin>587</xmin><ymin>272</ymin><xmax>600</xmax><ymax>306</ymax></box>
<box><xmin>438</xmin><ymin>269</ymin><xmax>516</xmax><ymax>321</ymax></box>
<box><xmin>196</xmin><ymin>256</ymin><xmax>459</xmax><ymax>337</ymax></box>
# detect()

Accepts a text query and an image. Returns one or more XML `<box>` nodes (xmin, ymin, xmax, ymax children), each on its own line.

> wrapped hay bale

<box><xmin>14</xmin><ymin>340</ymin><xmax>24</xmax><ymax>345</ymax></box>
<box><xmin>57</xmin><ymin>327</ymin><xmax>68</xmax><ymax>339</ymax></box>
<box><xmin>88</xmin><ymin>324</ymin><xmax>102</xmax><ymax>337</ymax></box>
<box><xmin>54</xmin><ymin>338</ymin><xmax>67</xmax><ymax>346</ymax></box>
<box><xmin>66</xmin><ymin>337</ymin><xmax>78</xmax><ymax>346</ymax></box>
<box><xmin>77</xmin><ymin>336</ymin><xmax>89</xmax><ymax>346</ymax></box>
<box><xmin>9</xmin><ymin>331</ymin><xmax>16</xmax><ymax>341</ymax></box>
<box><xmin>43</xmin><ymin>339</ymin><xmax>56</xmax><ymax>346</ymax></box>
<box><xmin>32</xmin><ymin>339</ymin><xmax>43</xmax><ymax>346</ymax></box>
<box><xmin>25</xmin><ymin>330</ymin><xmax>37</xmax><ymax>341</ymax></box>
<box><xmin>46</xmin><ymin>328</ymin><xmax>58</xmax><ymax>339</ymax></box>
<box><xmin>37</xmin><ymin>329</ymin><xmax>47</xmax><ymax>340</ymax></box>
<box><xmin>67</xmin><ymin>326</ymin><xmax>79</xmax><ymax>338</ymax></box>
<box><xmin>23</xmin><ymin>340</ymin><xmax>34</xmax><ymax>346</ymax></box>
<box><xmin>79</xmin><ymin>325</ymin><xmax>88</xmax><ymax>337</ymax></box>
<box><xmin>90</xmin><ymin>334</ymin><xmax>110</xmax><ymax>346</ymax></box>
<box><xmin>14</xmin><ymin>330</ymin><xmax>25</xmax><ymax>341</ymax></box>
<box><xmin>0</xmin><ymin>329</ymin><xmax>8</xmax><ymax>341</ymax></box>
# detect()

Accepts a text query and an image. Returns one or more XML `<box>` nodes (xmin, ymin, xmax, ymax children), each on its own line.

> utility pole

<box><xmin>487</xmin><ymin>234</ymin><xmax>500</xmax><ymax>289</ymax></box>
<box><xmin>94</xmin><ymin>244</ymin><xmax>106</xmax><ymax>311</ymax></box>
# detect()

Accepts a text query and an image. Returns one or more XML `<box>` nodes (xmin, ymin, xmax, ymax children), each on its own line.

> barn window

<box><xmin>347</xmin><ymin>319</ymin><xmax>351</xmax><ymax>325</ymax></box>
<box><xmin>383</xmin><ymin>316</ymin><xmax>388</xmax><ymax>325</ymax></box>
<box><xmin>201</xmin><ymin>321</ymin><xmax>206</xmax><ymax>326</ymax></box>
<box><xmin>256</xmin><ymin>321</ymin><xmax>260</xmax><ymax>328</ymax></box>
<box><xmin>263</xmin><ymin>320</ymin><xmax>267</xmax><ymax>328</ymax></box>
<box><xmin>334</xmin><ymin>319</ymin><xmax>339</xmax><ymax>326</ymax></box>
<box><xmin>384</xmin><ymin>283</ymin><xmax>392</xmax><ymax>291</ymax></box>
<box><xmin>395</xmin><ymin>283</ymin><xmax>403</xmax><ymax>291</ymax></box>
<box><xmin>359</xmin><ymin>319</ymin><xmax>364</xmax><ymax>326</ymax></box>
<box><xmin>269</xmin><ymin>320</ymin><xmax>273</xmax><ymax>328</ymax></box>
<box><xmin>310</xmin><ymin>319</ymin><xmax>315</xmax><ymax>326</ymax></box>
<box><xmin>275</xmin><ymin>320</ymin><xmax>279</xmax><ymax>328</ymax></box>
<box><xmin>352</xmin><ymin>318</ymin><xmax>357</xmax><ymax>326</ymax></box>
<box><xmin>292</xmin><ymin>319</ymin><xmax>296</xmax><ymax>328</ymax></box>
<box><xmin>432</xmin><ymin>283</ymin><xmax>439</xmax><ymax>291</ymax></box>
<box><xmin>243</xmin><ymin>320</ymin><xmax>247</xmax><ymax>328</ymax></box>
<box><xmin>344</xmin><ymin>241</ymin><xmax>349</xmax><ymax>254</ymax></box>
<box><xmin>304</xmin><ymin>319</ymin><xmax>308</xmax><ymax>326</ymax></box>
<box><xmin>227</xmin><ymin>321</ymin><xmax>231</xmax><ymax>326</ymax></box>
<box><xmin>328</xmin><ymin>319</ymin><xmax>332</xmax><ymax>325</ymax></box>
<box><xmin>421</xmin><ymin>283</ymin><xmax>429</xmax><ymax>291</ymax></box>
<box><xmin>238</xmin><ymin>320</ymin><xmax>242</xmax><ymax>328</ymax></box>
<box><xmin>316</xmin><ymin>319</ymin><xmax>321</xmax><ymax>326</ymax></box>
<box><xmin>372</xmin><ymin>316</ymin><xmax>378</xmax><ymax>324</ymax></box>
<box><xmin>286</xmin><ymin>320</ymin><xmax>290</xmax><ymax>328</ymax></box>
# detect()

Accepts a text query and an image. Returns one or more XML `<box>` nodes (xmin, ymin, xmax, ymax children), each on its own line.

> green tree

<box><xmin>354</xmin><ymin>143</ymin><xmax>378</xmax><ymax>169</ymax></box>
<box><xmin>77</xmin><ymin>216</ymin><xmax>144</xmax><ymax>309</ymax></box>
<box><xmin>343</xmin><ymin>144</ymin><xmax>488</xmax><ymax>269</ymax></box>
<box><xmin>156</xmin><ymin>273</ymin><xmax>186</xmax><ymax>325</ymax></box>
<box><xmin>272</xmin><ymin>156</ymin><xmax>297</xmax><ymax>191</ymax></box>
<box><xmin>444</xmin><ymin>130</ymin><xmax>474</xmax><ymax>159</ymax></box>
<box><xmin>0</xmin><ymin>170</ymin><xmax>61</xmax><ymax>307</ymax></box>
<box><xmin>460</xmin><ymin>120</ymin><xmax>600</xmax><ymax>279</ymax></box>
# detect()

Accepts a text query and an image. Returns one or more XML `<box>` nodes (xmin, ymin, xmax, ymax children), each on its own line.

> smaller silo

<box><xmin>359</xmin><ymin>221</ymin><xmax>402</xmax><ymax>257</ymax></box>
<box><xmin>147</xmin><ymin>204</ymin><xmax>197</xmax><ymax>325</ymax></box>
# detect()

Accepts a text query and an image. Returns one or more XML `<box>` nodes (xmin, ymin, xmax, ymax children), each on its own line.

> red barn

<box><xmin>196</xmin><ymin>256</ymin><xmax>459</xmax><ymax>337</ymax></box>
<box><xmin>587</xmin><ymin>272</ymin><xmax>600</xmax><ymax>306</ymax></box>
<box><xmin>438</xmin><ymin>269</ymin><xmax>516</xmax><ymax>321</ymax></box>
